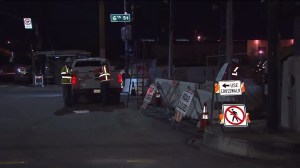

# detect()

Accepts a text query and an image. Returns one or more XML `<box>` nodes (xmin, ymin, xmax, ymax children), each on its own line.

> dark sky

<box><xmin>0</xmin><ymin>0</ymin><xmax>295</xmax><ymax>62</ymax></box>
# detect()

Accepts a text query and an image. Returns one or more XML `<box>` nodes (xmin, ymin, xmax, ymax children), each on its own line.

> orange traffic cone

<box><xmin>131</xmin><ymin>82</ymin><xmax>136</xmax><ymax>96</ymax></box>
<box><xmin>155</xmin><ymin>90</ymin><xmax>162</xmax><ymax>106</ymax></box>
<box><xmin>198</xmin><ymin>102</ymin><xmax>209</xmax><ymax>132</ymax></box>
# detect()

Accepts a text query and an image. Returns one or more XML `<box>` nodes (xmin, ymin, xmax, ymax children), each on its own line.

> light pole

<box><xmin>168</xmin><ymin>0</ymin><xmax>174</xmax><ymax>78</ymax></box>
<box><xmin>0</xmin><ymin>10</ymin><xmax>39</xmax><ymax>85</ymax></box>
<box><xmin>124</xmin><ymin>0</ymin><xmax>130</xmax><ymax>76</ymax></box>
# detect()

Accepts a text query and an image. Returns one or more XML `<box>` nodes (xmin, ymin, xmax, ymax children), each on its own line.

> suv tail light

<box><xmin>71</xmin><ymin>75</ymin><xmax>77</xmax><ymax>85</ymax></box>
<box><xmin>117</xmin><ymin>73</ymin><xmax>122</xmax><ymax>84</ymax></box>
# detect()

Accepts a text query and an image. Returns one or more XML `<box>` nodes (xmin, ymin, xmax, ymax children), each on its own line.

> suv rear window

<box><xmin>74</xmin><ymin>60</ymin><xmax>106</xmax><ymax>67</ymax></box>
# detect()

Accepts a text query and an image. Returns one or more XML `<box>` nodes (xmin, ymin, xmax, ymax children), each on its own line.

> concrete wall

<box><xmin>281</xmin><ymin>56</ymin><xmax>300</xmax><ymax>132</ymax></box>
<box><xmin>156</xmin><ymin>66</ymin><xmax>219</xmax><ymax>83</ymax></box>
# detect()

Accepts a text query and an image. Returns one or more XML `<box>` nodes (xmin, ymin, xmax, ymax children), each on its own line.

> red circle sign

<box><xmin>224</xmin><ymin>106</ymin><xmax>245</xmax><ymax>125</ymax></box>
<box><xmin>24</xmin><ymin>19</ymin><xmax>31</xmax><ymax>25</ymax></box>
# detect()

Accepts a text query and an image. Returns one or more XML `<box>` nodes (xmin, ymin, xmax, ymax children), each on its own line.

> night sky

<box><xmin>0</xmin><ymin>0</ymin><xmax>295</xmax><ymax>64</ymax></box>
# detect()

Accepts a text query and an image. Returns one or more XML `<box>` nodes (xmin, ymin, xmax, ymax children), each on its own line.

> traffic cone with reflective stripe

<box><xmin>197</xmin><ymin>102</ymin><xmax>209</xmax><ymax>132</ymax></box>
<box><xmin>155</xmin><ymin>89</ymin><xmax>162</xmax><ymax>106</ymax></box>
<box><xmin>131</xmin><ymin>81</ymin><xmax>136</xmax><ymax>96</ymax></box>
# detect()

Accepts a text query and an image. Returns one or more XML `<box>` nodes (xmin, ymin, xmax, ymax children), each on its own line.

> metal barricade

<box><xmin>34</xmin><ymin>74</ymin><xmax>44</xmax><ymax>87</ymax></box>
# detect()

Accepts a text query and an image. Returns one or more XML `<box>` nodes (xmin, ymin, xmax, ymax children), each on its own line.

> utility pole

<box><xmin>168</xmin><ymin>0</ymin><xmax>173</xmax><ymax>78</ymax></box>
<box><xmin>226</xmin><ymin>0</ymin><xmax>233</xmax><ymax>79</ymax></box>
<box><xmin>99</xmin><ymin>0</ymin><xmax>106</xmax><ymax>58</ymax></box>
<box><xmin>124</xmin><ymin>0</ymin><xmax>130</xmax><ymax>76</ymax></box>
<box><xmin>266</xmin><ymin>0</ymin><xmax>280</xmax><ymax>132</ymax></box>
<box><xmin>294</xmin><ymin>1</ymin><xmax>300</xmax><ymax>55</ymax></box>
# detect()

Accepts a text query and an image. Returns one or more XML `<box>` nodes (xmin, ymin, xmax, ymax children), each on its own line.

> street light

<box><xmin>197</xmin><ymin>35</ymin><xmax>202</xmax><ymax>41</ymax></box>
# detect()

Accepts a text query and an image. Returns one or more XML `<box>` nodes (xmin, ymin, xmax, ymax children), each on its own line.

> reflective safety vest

<box><xmin>61</xmin><ymin>65</ymin><xmax>71</xmax><ymax>84</ymax></box>
<box><xmin>99</xmin><ymin>65</ymin><xmax>110</xmax><ymax>82</ymax></box>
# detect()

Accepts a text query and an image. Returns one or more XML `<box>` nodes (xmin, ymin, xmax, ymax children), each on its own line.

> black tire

<box><xmin>63</xmin><ymin>84</ymin><xmax>73</xmax><ymax>107</ymax></box>
<box><xmin>100</xmin><ymin>81</ymin><xmax>110</xmax><ymax>105</ymax></box>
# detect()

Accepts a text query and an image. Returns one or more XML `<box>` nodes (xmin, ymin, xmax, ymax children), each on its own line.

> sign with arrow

<box><xmin>218</xmin><ymin>80</ymin><xmax>242</xmax><ymax>96</ymax></box>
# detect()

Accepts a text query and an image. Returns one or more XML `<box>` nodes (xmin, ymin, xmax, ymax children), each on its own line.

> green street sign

<box><xmin>110</xmin><ymin>14</ymin><xmax>131</xmax><ymax>22</ymax></box>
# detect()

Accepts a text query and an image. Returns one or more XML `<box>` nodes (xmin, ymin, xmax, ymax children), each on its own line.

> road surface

<box><xmin>0</xmin><ymin>83</ymin><xmax>297</xmax><ymax>168</ymax></box>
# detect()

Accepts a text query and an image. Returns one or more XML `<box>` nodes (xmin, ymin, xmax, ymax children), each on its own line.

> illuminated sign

<box><xmin>23</xmin><ymin>18</ymin><xmax>32</xmax><ymax>29</ymax></box>
<box><xmin>110</xmin><ymin>14</ymin><xmax>131</xmax><ymax>22</ymax></box>
<box><xmin>218</xmin><ymin>80</ymin><xmax>242</xmax><ymax>96</ymax></box>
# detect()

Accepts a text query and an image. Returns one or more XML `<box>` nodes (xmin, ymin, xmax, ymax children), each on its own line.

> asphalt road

<box><xmin>0</xmin><ymin>82</ymin><xmax>298</xmax><ymax>168</ymax></box>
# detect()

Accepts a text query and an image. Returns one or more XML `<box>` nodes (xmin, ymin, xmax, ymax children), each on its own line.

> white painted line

<box><xmin>73</xmin><ymin>110</ymin><xmax>90</xmax><ymax>114</ymax></box>
<box><xmin>0</xmin><ymin>161</ymin><xmax>25</xmax><ymax>165</ymax></box>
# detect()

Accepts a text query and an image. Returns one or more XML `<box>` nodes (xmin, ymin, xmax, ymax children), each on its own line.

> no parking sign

<box><xmin>23</xmin><ymin>18</ymin><xmax>33</xmax><ymax>29</ymax></box>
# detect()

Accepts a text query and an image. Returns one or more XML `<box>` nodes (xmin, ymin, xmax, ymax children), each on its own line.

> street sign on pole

<box><xmin>23</xmin><ymin>18</ymin><xmax>33</xmax><ymax>29</ymax></box>
<box><xmin>121</xmin><ymin>25</ymin><xmax>132</xmax><ymax>41</ymax></box>
<box><xmin>110</xmin><ymin>14</ymin><xmax>131</xmax><ymax>22</ymax></box>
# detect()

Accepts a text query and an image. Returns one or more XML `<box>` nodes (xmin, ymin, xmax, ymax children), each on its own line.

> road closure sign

<box><xmin>218</xmin><ymin>80</ymin><xmax>242</xmax><ymax>96</ymax></box>
<box><xmin>143</xmin><ymin>84</ymin><xmax>156</xmax><ymax>104</ymax></box>
<box><xmin>175</xmin><ymin>89</ymin><xmax>194</xmax><ymax>116</ymax></box>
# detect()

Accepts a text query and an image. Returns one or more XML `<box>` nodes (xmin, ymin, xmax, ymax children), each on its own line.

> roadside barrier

<box><xmin>138</xmin><ymin>76</ymin><xmax>261</xmax><ymax>131</ymax></box>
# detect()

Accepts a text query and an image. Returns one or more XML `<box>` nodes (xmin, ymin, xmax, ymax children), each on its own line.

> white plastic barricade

<box><xmin>34</xmin><ymin>74</ymin><xmax>44</xmax><ymax>87</ymax></box>
<box><xmin>140</xmin><ymin>84</ymin><xmax>157</xmax><ymax>111</ymax></box>
<box><xmin>175</xmin><ymin>89</ymin><xmax>194</xmax><ymax>116</ymax></box>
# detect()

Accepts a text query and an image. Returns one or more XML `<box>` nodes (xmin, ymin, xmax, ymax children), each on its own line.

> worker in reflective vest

<box><xmin>61</xmin><ymin>65</ymin><xmax>71</xmax><ymax>84</ymax></box>
<box><xmin>231</xmin><ymin>58</ymin><xmax>240</xmax><ymax>80</ymax></box>
<box><xmin>99</xmin><ymin>64</ymin><xmax>111</xmax><ymax>105</ymax></box>
<box><xmin>99</xmin><ymin>65</ymin><xmax>110</xmax><ymax>82</ymax></box>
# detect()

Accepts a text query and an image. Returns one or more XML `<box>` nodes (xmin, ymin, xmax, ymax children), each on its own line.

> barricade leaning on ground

<box><xmin>155</xmin><ymin>78</ymin><xmax>230</xmax><ymax>121</ymax></box>
<box><xmin>154</xmin><ymin>78</ymin><xmax>263</xmax><ymax>125</ymax></box>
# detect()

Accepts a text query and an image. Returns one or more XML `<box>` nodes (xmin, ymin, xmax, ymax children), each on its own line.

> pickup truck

<box><xmin>63</xmin><ymin>57</ymin><xmax>123</xmax><ymax>106</ymax></box>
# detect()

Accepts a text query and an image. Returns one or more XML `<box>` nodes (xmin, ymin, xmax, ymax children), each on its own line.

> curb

<box><xmin>202</xmin><ymin>126</ymin><xmax>300</xmax><ymax>161</ymax></box>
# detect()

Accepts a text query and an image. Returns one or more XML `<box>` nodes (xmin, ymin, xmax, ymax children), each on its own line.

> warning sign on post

<box><xmin>175</xmin><ymin>89</ymin><xmax>194</xmax><ymax>116</ymax></box>
<box><xmin>23</xmin><ymin>18</ymin><xmax>33</xmax><ymax>29</ymax></box>
<box><xmin>222</xmin><ymin>104</ymin><xmax>247</xmax><ymax>127</ymax></box>
<box><xmin>218</xmin><ymin>80</ymin><xmax>242</xmax><ymax>96</ymax></box>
